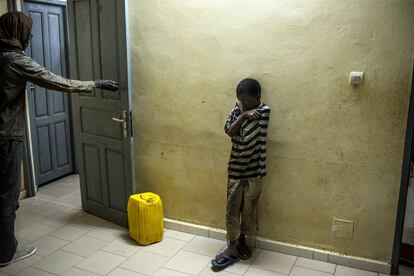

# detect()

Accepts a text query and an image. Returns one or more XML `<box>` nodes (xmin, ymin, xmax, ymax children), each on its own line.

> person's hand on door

<box><xmin>94</xmin><ymin>80</ymin><xmax>119</xmax><ymax>91</ymax></box>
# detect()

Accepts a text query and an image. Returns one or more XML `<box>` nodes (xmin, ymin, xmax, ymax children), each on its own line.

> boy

<box><xmin>212</xmin><ymin>78</ymin><xmax>270</xmax><ymax>269</ymax></box>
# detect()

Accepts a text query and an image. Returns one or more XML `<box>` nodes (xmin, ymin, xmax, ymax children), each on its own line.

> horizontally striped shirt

<box><xmin>224</xmin><ymin>102</ymin><xmax>270</xmax><ymax>180</ymax></box>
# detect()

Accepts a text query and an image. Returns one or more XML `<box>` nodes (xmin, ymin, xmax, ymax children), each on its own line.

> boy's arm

<box><xmin>225</xmin><ymin>102</ymin><xmax>262</xmax><ymax>137</ymax></box>
<box><xmin>225</xmin><ymin>114</ymin><xmax>246</xmax><ymax>137</ymax></box>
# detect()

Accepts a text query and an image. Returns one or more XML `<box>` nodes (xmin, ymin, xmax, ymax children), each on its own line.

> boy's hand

<box><xmin>242</xmin><ymin>109</ymin><xmax>262</xmax><ymax>120</ymax></box>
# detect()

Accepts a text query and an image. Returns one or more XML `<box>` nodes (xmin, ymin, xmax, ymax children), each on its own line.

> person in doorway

<box><xmin>211</xmin><ymin>78</ymin><xmax>271</xmax><ymax>270</ymax></box>
<box><xmin>0</xmin><ymin>11</ymin><xmax>118</xmax><ymax>267</ymax></box>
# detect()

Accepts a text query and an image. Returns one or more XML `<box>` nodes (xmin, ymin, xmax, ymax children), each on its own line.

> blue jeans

<box><xmin>0</xmin><ymin>140</ymin><xmax>21</xmax><ymax>262</ymax></box>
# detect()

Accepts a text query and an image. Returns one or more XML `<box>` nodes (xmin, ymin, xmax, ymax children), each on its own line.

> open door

<box><xmin>67</xmin><ymin>0</ymin><xmax>134</xmax><ymax>227</ymax></box>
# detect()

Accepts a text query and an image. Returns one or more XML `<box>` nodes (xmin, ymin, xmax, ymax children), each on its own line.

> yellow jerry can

<box><xmin>127</xmin><ymin>192</ymin><xmax>164</xmax><ymax>245</ymax></box>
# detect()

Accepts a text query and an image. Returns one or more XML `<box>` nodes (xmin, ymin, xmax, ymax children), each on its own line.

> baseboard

<box><xmin>164</xmin><ymin>218</ymin><xmax>391</xmax><ymax>275</ymax></box>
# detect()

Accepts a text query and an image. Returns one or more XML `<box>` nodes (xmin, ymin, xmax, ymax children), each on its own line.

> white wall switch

<box><xmin>349</xmin><ymin>71</ymin><xmax>364</xmax><ymax>85</ymax></box>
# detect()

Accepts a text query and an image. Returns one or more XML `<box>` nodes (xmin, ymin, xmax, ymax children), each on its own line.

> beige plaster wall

<box><xmin>0</xmin><ymin>0</ymin><xmax>8</xmax><ymax>15</ymax></box>
<box><xmin>128</xmin><ymin>0</ymin><xmax>414</xmax><ymax>261</ymax></box>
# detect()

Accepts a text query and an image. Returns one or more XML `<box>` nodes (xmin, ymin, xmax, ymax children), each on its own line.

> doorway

<box><xmin>23</xmin><ymin>0</ymin><xmax>75</xmax><ymax>187</ymax></box>
<box><xmin>12</xmin><ymin>0</ymin><xmax>136</xmax><ymax>228</ymax></box>
<box><xmin>391</xmin><ymin>64</ymin><xmax>414</xmax><ymax>275</ymax></box>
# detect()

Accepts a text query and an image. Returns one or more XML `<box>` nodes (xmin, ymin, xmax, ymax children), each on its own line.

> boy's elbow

<box><xmin>225</xmin><ymin>130</ymin><xmax>235</xmax><ymax>137</ymax></box>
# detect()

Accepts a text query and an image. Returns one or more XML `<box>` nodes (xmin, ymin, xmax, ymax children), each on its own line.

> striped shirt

<box><xmin>224</xmin><ymin>103</ymin><xmax>270</xmax><ymax>180</ymax></box>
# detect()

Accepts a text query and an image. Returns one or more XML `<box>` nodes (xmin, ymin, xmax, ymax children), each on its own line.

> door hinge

<box><xmin>129</xmin><ymin>110</ymin><xmax>133</xmax><ymax>138</ymax></box>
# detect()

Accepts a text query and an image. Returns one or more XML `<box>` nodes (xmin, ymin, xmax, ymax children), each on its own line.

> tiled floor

<box><xmin>1</xmin><ymin>175</ymin><xmax>414</xmax><ymax>276</ymax></box>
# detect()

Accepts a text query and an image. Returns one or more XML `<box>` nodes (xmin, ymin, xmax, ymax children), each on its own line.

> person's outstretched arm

<box><xmin>9</xmin><ymin>54</ymin><xmax>118</xmax><ymax>92</ymax></box>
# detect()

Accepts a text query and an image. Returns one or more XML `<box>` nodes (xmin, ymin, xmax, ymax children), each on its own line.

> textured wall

<box><xmin>0</xmin><ymin>0</ymin><xmax>7</xmax><ymax>15</ymax></box>
<box><xmin>128</xmin><ymin>0</ymin><xmax>414</xmax><ymax>261</ymax></box>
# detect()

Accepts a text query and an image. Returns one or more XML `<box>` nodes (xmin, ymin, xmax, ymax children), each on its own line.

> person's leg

<box><xmin>0</xmin><ymin>140</ymin><xmax>21</xmax><ymax>263</ymax></box>
<box><xmin>225</xmin><ymin>178</ymin><xmax>244</xmax><ymax>256</ymax></box>
<box><xmin>239</xmin><ymin>177</ymin><xmax>262</xmax><ymax>259</ymax></box>
<box><xmin>211</xmin><ymin>178</ymin><xmax>244</xmax><ymax>268</ymax></box>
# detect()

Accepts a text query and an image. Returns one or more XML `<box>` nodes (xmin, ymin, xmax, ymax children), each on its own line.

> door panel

<box><xmin>24</xmin><ymin>1</ymin><xmax>73</xmax><ymax>185</ymax></box>
<box><xmin>68</xmin><ymin>0</ymin><xmax>134</xmax><ymax>227</ymax></box>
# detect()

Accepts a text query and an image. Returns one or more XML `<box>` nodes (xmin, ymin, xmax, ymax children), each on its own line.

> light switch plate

<box><xmin>349</xmin><ymin>71</ymin><xmax>364</xmax><ymax>85</ymax></box>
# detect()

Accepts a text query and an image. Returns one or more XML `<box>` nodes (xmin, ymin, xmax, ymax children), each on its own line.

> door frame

<box><xmin>391</xmin><ymin>64</ymin><xmax>414</xmax><ymax>275</ymax></box>
<box><xmin>9</xmin><ymin>0</ymin><xmax>76</xmax><ymax>193</ymax></box>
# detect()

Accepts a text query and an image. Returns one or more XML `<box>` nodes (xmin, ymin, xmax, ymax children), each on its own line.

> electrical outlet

<box><xmin>332</xmin><ymin>218</ymin><xmax>354</xmax><ymax>239</ymax></box>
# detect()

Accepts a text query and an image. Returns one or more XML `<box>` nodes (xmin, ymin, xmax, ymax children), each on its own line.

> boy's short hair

<box><xmin>236</xmin><ymin>78</ymin><xmax>261</xmax><ymax>97</ymax></box>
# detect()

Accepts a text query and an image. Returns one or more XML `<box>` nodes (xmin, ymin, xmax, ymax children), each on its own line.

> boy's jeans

<box><xmin>0</xmin><ymin>140</ymin><xmax>21</xmax><ymax>263</ymax></box>
<box><xmin>226</xmin><ymin>177</ymin><xmax>262</xmax><ymax>241</ymax></box>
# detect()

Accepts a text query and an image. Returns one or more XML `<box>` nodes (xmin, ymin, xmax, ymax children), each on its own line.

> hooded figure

<box><xmin>0</xmin><ymin>11</ymin><xmax>33</xmax><ymax>53</ymax></box>
<box><xmin>0</xmin><ymin>11</ymin><xmax>118</xmax><ymax>267</ymax></box>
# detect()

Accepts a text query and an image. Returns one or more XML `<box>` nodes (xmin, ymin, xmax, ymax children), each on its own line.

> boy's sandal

<box><xmin>211</xmin><ymin>252</ymin><xmax>240</xmax><ymax>269</ymax></box>
<box><xmin>237</xmin><ymin>242</ymin><xmax>252</xmax><ymax>260</ymax></box>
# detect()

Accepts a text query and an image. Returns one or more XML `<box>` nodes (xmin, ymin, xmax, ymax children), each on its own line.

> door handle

<box><xmin>112</xmin><ymin>118</ymin><xmax>125</xmax><ymax>123</ymax></box>
<box><xmin>112</xmin><ymin>110</ymin><xmax>128</xmax><ymax>138</ymax></box>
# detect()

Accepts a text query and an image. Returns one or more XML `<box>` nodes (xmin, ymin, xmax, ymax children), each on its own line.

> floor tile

<box><xmin>35</xmin><ymin>211</ymin><xmax>80</xmax><ymax>228</ymax></box>
<box><xmin>107</xmin><ymin>268</ymin><xmax>145</xmax><ymax>276</ymax></box>
<box><xmin>19</xmin><ymin>197</ymin><xmax>49</xmax><ymax>206</ymax></box>
<box><xmin>75</xmin><ymin>250</ymin><xmax>126</xmax><ymax>275</ymax></box>
<box><xmin>15</xmin><ymin>267</ymin><xmax>55</xmax><ymax>276</ymax></box>
<box><xmin>49</xmin><ymin>224</ymin><xmax>90</xmax><ymax>241</ymax></box>
<box><xmin>164</xmin><ymin>250</ymin><xmax>212</xmax><ymax>275</ymax></box>
<box><xmin>61</xmin><ymin>267</ymin><xmax>100</xmax><ymax>276</ymax></box>
<box><xmin>40</xmin><ymin>186</ymin><xmax>75</xmax><ymax>198</ymax></box>
<box><xmin>15</xmin><ymin>212</ymin><xmax>46</xmax><ymax>231</ymax></box>
<box><xmin>35</xmin><ymin>192</ymin><xmax>59</xmax><ymax>202</ymax></box>
<box><xmin>252</xmin><ymin>250</ymin><xmax>297</xmax><ymax>274</ymax></box>
<box><xmin>54</xmin><ymin>193</ymin><xmax>81</xmax><ymax>207</ymax></box>
<box><xmin>58</xmin><ymin>206</ymin><xmax>86</xmax><ymax>217</ymax></box>
<box><xmin>154</xmin><ymin>268</ymin><xmax>193</xmax><ymax>276</ymax></box>
<box><xmin>291</xmin><ymin>266</ymin><xmax>332</xmax><ymax>276</ymax></box>
<box><xmin>16</xmin><ymin>236</ymin><xmax>32</xmax><ymax>247</ymax></box>
<box><xmin>16</xmin><ymin>201</ymin><xmax>37</xmax><ymax>213</ymax></box>
<box><xmin>102</xmin><ymin>234</ymin><xmax>143</xmax><ymax>257</ymax></box>
<box><xmin>62</xmin><ymin>236</ymin><xmax>108</xmax><ymax>257</ymax></box>
<box><xmin>334</xmin><ymin>265</ymin><xmax>377</xmax><ymax>276</ymax></box>
<box><xmin>32</xmin><ymin>250</ymin><xmax>84</xmax><ymax>275</ymax></box>
<box><xmin>295</xmin><ymin>257</ymin><xmax>336</xmax><ymax>273</ymax></box>
<box><xmin>199</xmin><ymin>266</ymin><xmax>241</xmax><ymax>276</ymax></box>
<box><xmin>27</xmin><ymin>235</ymin><xmax>69</xmax><ymax>257</ymax></box>
<box><xmin>143</xmin><ymin>237</ymin><xmax>188</xmax><ymax>257</ymax></box>
<box><xmin>164</xmin><ymin>229</ymin><xmax>195</xmax><ymax>242</ymax></box>
<box><xmin>72</xmin><ymin>189</ymin><xmax>81</xmax><ymax>196</ymax></box>
<box><xmin>15</xmin><ymin>223</ymin><xmax>56</xmax><ymax>241</ymax></box>
<box><xmin>71</xmin><ymin>214</ymin><xmax>110</xmax><ymax>230</ymax></box>
<box><xmin>86</xmin><ymin>224</ymin><xmax>126</xmax><ymax>242</ymax></box>
<box><xmin>0</xmin><ymin>254</ymin><xmax>42</xmax><ymax>275</ymax></box>
<box><xmin>182</xmin><ymin>236</ymin><xmax>226</xmax><ymax>257</ymax></box>
<box><xmin>120</xmin><ymin>251</ymin><xmax>169</xmax><ymax>275</ymax></box>
<box><xmin>245</xmin><ymin>267</ymin><xmax>287</xmax><ymax>276</ymax></box>
<box><xmin>27</xmin><ymin>202</ymin><xmax>63</xmax><ymax>217</ymax></box>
